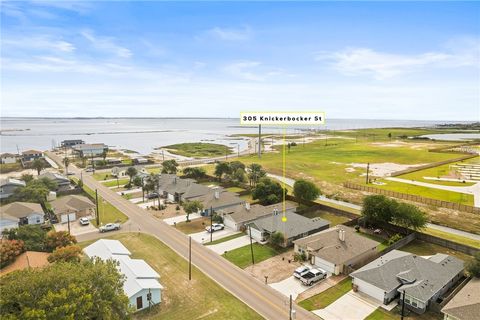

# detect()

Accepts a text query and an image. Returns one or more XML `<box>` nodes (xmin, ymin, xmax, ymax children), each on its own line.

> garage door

<box><xmin>353</xmin><ymin>278</ymin><xmax>385</xmax><ymax>302</ymax></box>
<box><xmin>314</xmin><ymin>257</ymin><xmax>335</xmax><ymax>274</ymax></box>
<box><xmin>61</xmin><ymin>213</ymin><xmax>76</xmax><ymax>223</ymax></box>
<box><xmin>223</xmin><ymin>217</ymin><xmax>236</xmax><ymax>230</ymax></box>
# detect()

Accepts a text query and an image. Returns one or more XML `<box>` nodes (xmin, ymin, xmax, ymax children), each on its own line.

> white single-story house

<box><xmin>0</xmin><ymin>214</ymin><xmax>19</xmax><ymax>234</ymax></box>
<box><xmin>0</xmin><ymin>178</ymin><xmax>26</xmax><ymax>199</ymax></box>
<box><xmin>1</xmin><ymin>153</ymin><xmax>18</xmax><ymax>164</ymax></box>
<box><xmin>50</xmin><ymin>195</ymin><xmax>96</xmax><ymax>223</ymax></box>
<box><xmin>293</xmin><ymin>226</ymin><xmax>379</xmax><ymax>275</ymax></box>
<box><xmin>84</xmin><ymin>239</ymin><xmax>163</xmax><ymax>312</ymax></box>
<box><xmin>351</xmin><ymin>250</ymin><xmax>464</xmax><ymax>314</ymax></box>
<box><xmin>111</xmin><ymin>166</ymin><xmax>128</xmax><ymax>178</ymax></box>
<box><xmin>0</xmin><ymin>202</ymin><xmax>45</xmax><ymax>231</ymax></box>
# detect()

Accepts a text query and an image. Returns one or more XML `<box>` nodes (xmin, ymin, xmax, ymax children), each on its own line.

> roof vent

<box><xmin>245</xmin><ymin>202</ymin><xmax>250</xmax><ymax>210</ymax></box>
<box><xmin>339</xmin><ymin>229</ymin><xmax>346</xmax><ymax>242</ymax></box>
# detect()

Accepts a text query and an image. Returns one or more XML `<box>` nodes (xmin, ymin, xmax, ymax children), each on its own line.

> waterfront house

<box><xmin>21</xmin><ymin>150</ymin><xmax>43</xmax><ymax>162</ymax></box>
<box><xmin>72</xmin><ymin>143</ymin><xmax>108</xmax><ymax>158</ymax></box>
<box><xmin>0</xmin><ymin>153</ymin><xmax>18</xmax><ymax>164</ymax></box>
<box><xmin>293</xmin><ymin>226</ymin><xmax>378</xmax><ymax>275</ymax></box>
<box><xmin>61</xmin><ymin>139</ymin><xmax>85</xmax><ymax>148</ymax></box>
<box><xmin>350</xmin><ymin>250</ymin><xmax>464</xmax><ymax>314</ymax></box>
<box><xmin>84</xmin><ymin>239</ymin><xmax>163</xmax><ymax>312</ymax></box>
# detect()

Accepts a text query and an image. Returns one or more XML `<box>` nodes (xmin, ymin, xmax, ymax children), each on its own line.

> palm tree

<box><xmin>248</xmin><ymin>163</ymin><xmax>266</xmax><ymax>187</ymax></box>
<box><xmin>63</xmin><ymin>157</ymin><xmax>70</xmax><ymax>175</ymax></box>
<box><xmin>32</xmin><ymin>158</ymin><xmax>46</xmax><ymax>176</ymax></box>
<box><xmin>125</xmin><ymin>167</ymin><xmax>138</xmax><ymax>186</ymax></box>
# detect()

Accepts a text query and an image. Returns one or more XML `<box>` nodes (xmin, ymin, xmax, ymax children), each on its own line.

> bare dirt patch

<box><xmin>244</xmin><ymin>249</ymin><xmax>300</xmax><ymax>283</ymax></box>
<box><xmin>150</xmin><ymin>203</ymin><xmax>186</xmax><ymax>219</ymax></box>
<box><xmin>349</xmin><ymin>162</ymin><xmax>427</xmax><ymax>177</ymax></box>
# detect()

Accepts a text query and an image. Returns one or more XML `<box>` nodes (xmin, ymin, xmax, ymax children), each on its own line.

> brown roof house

<box><xmin>21</xmin><ymin>150</ymin><xmax>43</xmax><ymax>162</ymax></box>
<box><xmin>294</xmin><ymin>226</ymin><xmax>379</xmax><ymax>275</ymax></box>
<box><xmin>51</xmin><ymin>195</ymin><xmax>95</xmax><ymax>224</ymax></box>
<box><xmin>442</xmin><ymin>278</ymin><xmax>480</xmax><ymax>320</ymax></box>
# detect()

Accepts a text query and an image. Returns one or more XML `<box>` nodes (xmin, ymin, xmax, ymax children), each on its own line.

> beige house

<box><xmin>51</xmin><ymin>195</ymin><xmax>95</xmax><ymax>223</ymax></box>
<box><xmin>0</xmin><ymin>202</ymin><xmax>44</xmax><ymax>232</ymax></box>
<box><xmin>442</xmin><ymin>278</ymin><xmax>480</xmax><ymax>320</ymax></box>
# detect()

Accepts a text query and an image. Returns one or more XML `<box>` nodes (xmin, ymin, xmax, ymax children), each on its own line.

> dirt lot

<box><xmin>150</xmin><ymin>203</ymin><xmax>186</xmax><ymax>219</ymax></box>
<box><xmin>244</xmin><ymin>249</ymin><xmax>300</xmax><ymax>283</ymax></box>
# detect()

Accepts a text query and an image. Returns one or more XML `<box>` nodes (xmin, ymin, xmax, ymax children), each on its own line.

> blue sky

<box><xmin>1</xmin><ymin>1</ymin><xmax>479</xmax><ymax>120</ymax></box>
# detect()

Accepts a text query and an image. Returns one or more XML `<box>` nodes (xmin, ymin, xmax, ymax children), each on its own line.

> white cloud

<box><xmin>223</xmin><ymin>61</ymin><xmax>265</xmax><ymax>81</ymax></box>
<box><xmin>316</xmin><ymin>39</ymin><xmax>480</xmax><ymax>79</ymax></box>
<box><xmin>2</xmin><ymin>36</ymin><xmax>76</xmax><ymax>53</ymax></box>
<box><xmin>208</xmin><ymin>26</ymin><xmax>252</xmax><ymax>41</ymax></box>
<box><xmin>81</xmin><ymin>29</ymin><xmax>132</xmax><ymax>58</ymax></box>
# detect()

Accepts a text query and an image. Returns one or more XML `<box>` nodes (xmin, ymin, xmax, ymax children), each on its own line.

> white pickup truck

<box><xmin>300</xmin><ymin>268</ymin><xmax>327</xmax><ymax>286</ymax></box>
<box><xmin>99</xmin><ymin>223</ymin><xmax>121</xmax><ymax>233</ymax></box>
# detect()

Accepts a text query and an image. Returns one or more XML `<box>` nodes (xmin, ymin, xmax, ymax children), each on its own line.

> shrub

<box><xmin>212</xmin><ymin>215</ymin><xmax>223</xmax><ymax>223</ymax></box>
<box><xmin>0</xmin><ymin>240</ymin><xmax>25</xmax><ymax>268</ymax></box>
<box><xmin>354</xmin><ymin>225</ymin><xmax>360</xmax><ymax>232</ymax></box>
<box><xmin>45</xmin><ymin>231</ymin><xmax>77</xmax><ymax>252</ymax></box>
<box><xmin>387</xmin><ymin>233</ymin><xmax>403</xmax><ymax>246</ymax></box>
<box><xmin>48</xmin><ymin>245</ymin><xmax>82</xmax><ymax>263</ymax></box>
<box><xmin>270</xmin><ymin>231</ymin><xmax>285</xmax><ymax>248</ymax></box>
<box><xmin>293</xmin><ymin>252</ymin><xmax>307</xmax><ymax>262</ymax></box>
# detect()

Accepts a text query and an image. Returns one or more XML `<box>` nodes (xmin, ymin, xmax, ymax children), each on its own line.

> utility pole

<box><xmin>237</xmin><ymin>144</ymin><xmax>240</xmax><ymax>158</ymax></box>
<box><xmin>258</xmin><ymin>124</ymin><xmax>262</xmax><ymax>159</ymax></box>
<box><xmin>289</xmin><ymin>294</ymin><xmax>293</xmax><ymax>320</ymax></box>
<box><xmin>95</xmin><ymin>189</ymin><xmax>100</xmax><ymax>225</ymax></box>
<box><xmin>248</xmin><ymin>225</ymin><xmax>255</xmax><ymax>265</ymax></box>
<box><xmin>67</xmin><ymin>213</ymin><xmax>71</xmax><ymax>234</ymax></box>
<box><xmin>188</xmin><ymin>236</ymin><xmax>192</xmax><ymax>280</ymax></box>
<box><xmin>401</xmin><ymin>290</ymin><xmax>406</xmax><ymax>320</ymax></box>
<box><xmin>116</xmin><ymin>176</ymin><xmax>119</xmax><ymax>189</ymax></box>
<box><xmin>210</xmin><ymin>206</ymin><xmax>213</xmax><ymax>243</ymax></box>
<box><xmin>366</xmin><ymin>163</ymin><xmax>370</xmax><ymax>184</ymax></box>
<box><xmin>225</xmin><ymin>146</ymin><xmax>228</xmax><ymax>161</ymax></box>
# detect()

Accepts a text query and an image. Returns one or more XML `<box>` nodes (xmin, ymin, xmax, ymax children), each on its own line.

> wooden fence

<box><xmin>343</xmin><ymin>182</ymin><xmax>480</xmax><ymax>214</ymax></box>
<box><xmin>390</xmin><ymin>154</ymin><xmax>478</xmax><ymax>177</ymax></box>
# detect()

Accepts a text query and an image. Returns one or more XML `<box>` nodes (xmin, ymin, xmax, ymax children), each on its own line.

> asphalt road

<box><xmin>48</xmin><ymin>151</ymin><xmax>318</xmax><ymax>320</ymax></box>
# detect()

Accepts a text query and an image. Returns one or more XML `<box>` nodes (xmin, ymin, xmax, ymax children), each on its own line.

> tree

<box><xmin>214</xmin><ymin>162</ymin><xmax>231</xmax><ymax>181</ymax></box>
<box><xmin>20</xmin><ymin>173</ymin><xmax>34</xmax><ymax>183</ymax></box>
<box><xmin>0</xmin><ymin>258</ymin><xmax>131</xmax><ymax>319</ymax></box>
<box><xmin>247</xmin><ymin>163</ymin><xmax>266</xmax><ymax>187</ymax></box>
<box><xmin>0</xmin><ymin>240</ymin><xmax>25</xmax><ymax>268</ymax></box>
<box><xmin>3</xmin><ymin>225</ymin><xmax>47</xmax><ymax>252</ymax></box>
<box><xmin>361</xmin><ymin>195</ymin><xmax>395</xmax><ymax>225</ymax></box>
<box><xmin>161</xmin><ymin>159</ymin><xmax>178</xmax><ymax>174</ymax></box>
<box><xmin>251</xmin><ymin>177</ymin><xmax>286</xmax><ymax>205</ymax></box>
<box><xmin>392</xmin><ymin>202</ymin><xmax>427</xmax><ymax>231</ymax></box>
<box><xmin>229</xmin><ymin>161</ymin><xmax>245</xmax><ymax>172</ymax></box>
<box><xmin>293</xmin><ymin>179</ymin><xmax>320</xmax><ymax>202</ymax></box>
<box><xmin>63</xmin><ymin>157</ymin><xmax>70</xmax><ymax>175</ymax></box>
<box><xmin>466</xmin><ymin>252</ymin><xmax>480</xmax><ymax>278</ymax></box>
<box><xmin>183</xmin><ymin>167</ymin><xmax>206</xmax><ymax>179</ymax></box>
<box><xmin>232</xmin><ymin>168</ymin><xmax>246</xmax><ymax>184</ymax></box>
<box><xmin>10</xmin><ymin>179</ymin><xmax>57</xmax><ymax>204</ymax></box>
<box><xmin>270</xmin><ymin>231</ymin><xmax>285</xmax><ymax>248</ymax></box>
<box><xmin>45</xmin><ymin>230</ymin><xmax>77</xmax><ymax>252</ymax></box>
<box><xmin>31</xmin><ymin>158</ymin><xmax>46</xmax><ymax>175</ymax></box>
<box><xmin>48</xmin><ymin>245</ymin><xmax>82</xmax><ymax>263</ymax></box>
<box><xmin>125</xmin><ymin>166</ymin><xmax>138</xmax><ymax>185</ymax></box>
<box><xmin>132</xmin><ymin>175</ymin><xmax>143</xmax><ymax>189</ymax></box>
<box><xmin>101</xmin><ymin>147</ymin><xmax>109</xmax><ymax>161</ymax></box>
<box><xmin>183</xmin><ymin>200</ymin><xmax>204</xmax><ymax>222</ymax></box>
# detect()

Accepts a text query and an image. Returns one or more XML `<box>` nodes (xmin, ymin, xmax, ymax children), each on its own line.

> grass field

<box><xmin>423</xmin><ymin>227</ymin><xmax>480</xmax><ymax>249</ymax></box>
<box><xmin>298</xmin><ymin>277</ymin><xmax>352</xmax><ymax>310</ymax></box>
<box><xmin>163</xmin><ymin>142</ymin><xmax>234</xmax><ymax>158</ymax></box>
<box><xmin>401</xmin><ymin>240</ymin><xmax>472</xmax><ymax>261</ymax></box>
<box><xmin>80</xmin><ymin>233</ymin><xmax>261</xmax><ymax>320</ymax></box>
<box><xmin>175</xmin><ymin>217</ymin><xmax>209</xmax><ymax>234</ymax></box>
<box><xmin>79</xmin><ymin>182</ymin><xmax>128</xmax><ymax>226</ymax></box>
<box><xmin>93</xmin><ymin>172</ymin><xmax>112</xmax><ymax>180</ymax></box>
<box><xmin>204</xmin><ymin>232</ymin><xmax>245</xmax><ymax>245</ymax></box>
<box><xmin>301</xmin><ymin>209</ymin><xmax>351</xmax><ymax>226</ymax></box>
<box><xmin>222</xmin><ymin>243</ymin><xmax>288</xmax><ymax>269</ymax></box>
<box><xmin>366</xmin><ymin>180</ymin><xmax>474</xmax><ymax>206</ymax></box>
<box><xmin>0</xmin><ymin>162</ymin><xmax>23</xmax><ymax>173</ymax></box>
<box><xmin>226</xmin><ymin>186</ymin><xmax>246</xmax><ymax>193</ymax></box>
<box><xmin>101</xmin><ymin>178</ymin><xmax>130</xmax><ymax>187</ymax></box>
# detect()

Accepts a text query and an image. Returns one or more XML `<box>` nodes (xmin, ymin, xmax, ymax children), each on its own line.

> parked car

<box><xmin>300</xmin><ymin>268</ymin><xmax>327</xmax><ymax>286</ymax></box>
<box><xmin>205</xmin><ymin>223</ymin><xmax>225</xmax><ymax>233</ymax></box>
<box><xmin>85</xmin><ymin>167</ymin><xmax>94</xmax><ymax>172</ymax></box>
<box><xmin>99</xmin><ymin>223</ymin><xmax>120</xmax><ymax>233</ymax></box>
<box><xmin>79</xmin><ymin>217</ymin><xmax>90</xmax><ymax>226</ymax></box>
<box><xmin>146</xmin><ymin>192</ymin><xmax>159</xmax><ymax>199</ymax></box>
<box><xmin>293</xmin><ymin>265</ymin><xmax>311</xmax><ymax>279</ymax></box>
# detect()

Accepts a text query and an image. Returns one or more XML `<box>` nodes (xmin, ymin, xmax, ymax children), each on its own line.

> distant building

<box><xmin>0</xmin><ymin>153</ymin><xmax>18</xmax><ymax>164</ymax></box>
<box><xmin>294</xmin><ymin>226</ymin><xmax>378</xmax><ymax>275</ymax></box>
<box><xmin>39</xmin><ymin>172</ymin><xmax>71</xmax><ymax>191</ymax></box>
<box><xmin>61</xmin><ymin>139</ymin><xmax>85</xmax><ymax>148</ymax></box>
<box><xmin>0</xmin><ymin>178</ymin><xmax>26</xmax><ymax>199</ymax></box>
<box><xmin>351</xmin><ymin>250</ymin><xmax>464</xmax><ymax>314</ymax></box>
<box><xmin>132</xmin><ymin>157</ymin><xmax>149</xmax><ymax>165</ymax></box>
<box><xmin>72</xmin><ymin>143</ymin><xmax>108</xmax><ymax>158</ymax></box>
<box><xmin>21</xmin><ymin>150</ymin><xmax>43</xmax><ymax>162</ymax></box>
<box><xmin>84</xmin><ymin>239</ymin><xmax>163</xmax><ymax>312</ymax></box>
<box><xmin>50</xmin><ymin>195</ymin><xmax>96</xmax><ymax>223</ymax></box>
<box><xmin>0</xmin><ymin>202</ymin><xmax>45</xmax><ymax>231</ymax></box>
<box><xmin>442</xmin><ymin>278</ymin><xmax>480</xmax><ymax>320</ymax></box>
<box><xmin>247</xmin><ymin>211</ymin><xmax>330</xmax><ymax>247</ymax></box>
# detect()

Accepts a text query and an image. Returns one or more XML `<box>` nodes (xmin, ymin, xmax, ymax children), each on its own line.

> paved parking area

<box><xmin>269</xmin><ymin>276</ymin><xmax>309</xmax><ymax>300</ymax></box>
<box><xmin>208</xmin><ymin>235</ymin><xmax>255</xmax><ymax>254</ymax></box>
<box><xmin>54</xmin><ymin>219</ymin><xmax>98</xmax><ymax>236</ymax></box>
<box><xmin>312</xmin><ymin>290</ymin><xmax>384</xmax><ymax>320</ymax></box>
<box><xmin>190</xmin><ymin>228</ymin><xmax>236</xmax><ymax>244</ymax></box>
<box><xmin>163</xmin><ymin>213</ymin><xmax>202</xmax><ymax>225</ymax></box>
<box><xmin>116</xmin><ymin>188</ymin><xmax>142</xmax><ymax>195</ymax></box>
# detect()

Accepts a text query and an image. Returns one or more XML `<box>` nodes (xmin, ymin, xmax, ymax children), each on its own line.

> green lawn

<box><xmin>205</xmin><ymin>232</ymin><xmax>245</xmax><ymax>246</ymax></box>
<box><xmin>367</xmin><ymin>179</ymin><xmax>474</xmax><ymax>206</ymax></box>
<box><xmin>101</xmin><ymin>178</ymin><xmax>130</xmax><ymax>188</ymax></box>
<box><xmin>146</xmin><ymin>167</ymin><xmax>162</xmax><ymax>174</ymax></box>
<box><xmin>301</xmin><ymin>209</ymin><xmax>351</xmax><ymax>227</ymax></box>
<box><xmin>298</xmin><ymin>277</ymin><xmax>352</xmax><ymax>310</ymax></box>
<box><xmin>0</xmin><ymin>162</ymin><xmax>23</xmax><ymax>174</ymax></box>
<box><xmin>163</xmin><ymin>142</ymin><xmax>234</xmax><ymax>158</ymax></box>
<box><xmin>423</xmin><ymin>227</ymin><xmax>480</xmax><ymax>249</ymax></box>
<box><xmin>366</xmin><ymin>306</ymin><xmax>443</xmax><ymax>320</ymax></box>
<box><xmin>93</xmin><ymin>172</ymin><xmax>113</xmax><ymax>181</ymax></box>
<box><xmin>80</xmin><ymin>183</ymin><xmax>128</xmax><ymax>226</ymax></box>
<box><xmin>401</xmin><ymin>240</ymin><xmax>472</xmax><ymax>261</ymax></box>
<box><xmin>80</xmin><ymin>233</ymin><xmax>262</xmax><ymax>320</ymax></box>
<box><xmin>222</xmin><ymin>243</ymin><xmax>288</xmax><ymax>269</ymax></box>
<box><xmin>226</xmin><ymin>186</ymin><xmax>246</xmax><ymax>193</ymax></box>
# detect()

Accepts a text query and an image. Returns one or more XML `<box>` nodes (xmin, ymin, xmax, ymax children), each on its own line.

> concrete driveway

<box><xmin>269</xmin><ymin>276</ymin><xmax>309</xmax><ymax>300</ymax></box>
<box><xmin>54</xmin><ymin>220</ymin><xmax>98</xmax><ymax>236</ymax></box>
<box><xmin>313</xmin><ymin>290</ymin><xmax>384</xmax><ymax>320</ymax></box>
<box><xmin>208</xmin><ymin>235</ymin><xmax>255</xmax><ymax>254</ymax></box>
<box><xmin>190</xmin><ymin>228</ymin><xmax>236</xmax><ymax>244</ymax></box>
<box><xmin>163</xmin><ymin>213</ymin><xmax>202</xmax><ymax>225</ymax></box>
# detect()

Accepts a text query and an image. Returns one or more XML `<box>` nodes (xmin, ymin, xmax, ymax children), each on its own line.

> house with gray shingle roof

<box><xmin>442</xmin><ymin>278</ymin><xmax>480</xmax><ymax>320</ymax></box>
<box><xmin>187</xmin><ymin>188</ymin><xmax>244</xmax><ymax>216</ymax></box>
<box><xmin>0</xmin><ymin>202</ymin><xmax>44</xmax><ymax>232</ymax></box>
<box><xmin>247</xmin><ymin>210</ymin><xmax>329</xmax><ymax>247</ymax></box>
<box><xmin>351</xmin><ymin>250</ymin><xmax>464</xmax><ymax>314</ymax></box>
